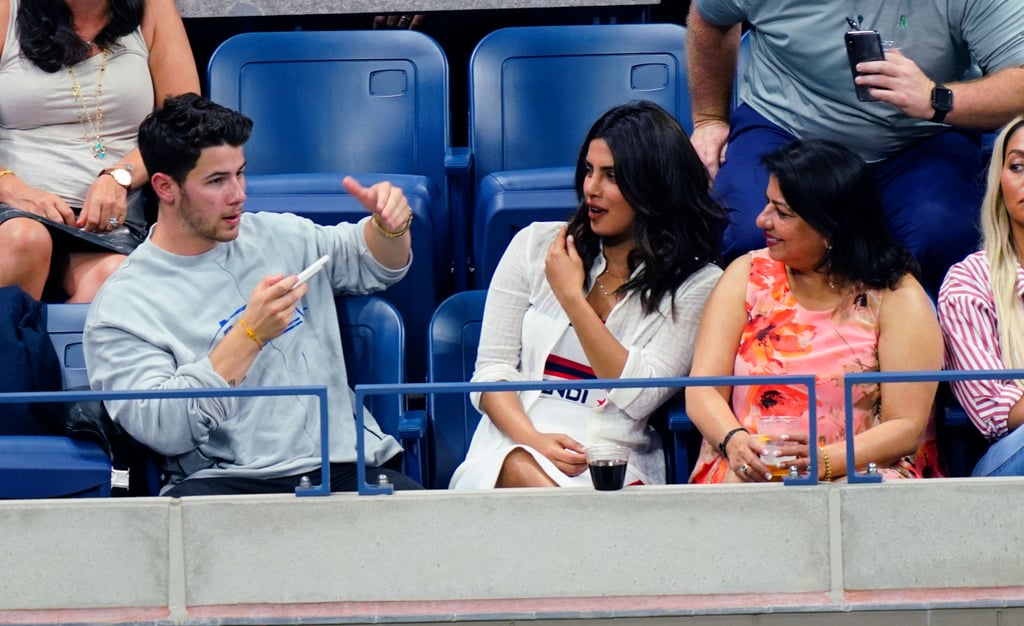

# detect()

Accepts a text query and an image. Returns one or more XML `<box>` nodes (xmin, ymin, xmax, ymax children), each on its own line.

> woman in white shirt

<box><xmin>450</xmin><ymin>101</ymin><xmax>727</xmax><ymax>488</ymax></box>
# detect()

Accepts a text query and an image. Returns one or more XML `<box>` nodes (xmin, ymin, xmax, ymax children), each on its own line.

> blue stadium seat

<box><xmin>337</xmin><ymin>295</ymin><xmax>425</xmax><ymax>484</ymax></box>
<box><xmin>426</xmin><ymin>290</ymin><xmax>486</xmax><ymax>488</ymax></box>
<box><xmin>208</xmin><ymin>30</ymin><xmax>465</xmax><ymax>381</ymax></box>
<box><xmin>467</xmin><ymin>23</ymin><xmax>690</xmax><ymax>288</ymax></box>
<box><xmin>0</xmin><ymin>304</ymin><xmax>111</xmax><ymax>498</ymax></box>
<box><xmin>473</xmin><ymin>169</ymin><xmax>578</xmax><ymax>287</ymax></box>
<box><xmin>938</xmin><ymin>384</ymin><xmax>987</xmax><ymax>477</ymax></box>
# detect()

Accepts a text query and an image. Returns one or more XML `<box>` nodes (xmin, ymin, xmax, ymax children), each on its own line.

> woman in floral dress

<box><xmin>688</xmin><ymin>139</ymin><xmax>943</xmax><ymax>483</ymax></box>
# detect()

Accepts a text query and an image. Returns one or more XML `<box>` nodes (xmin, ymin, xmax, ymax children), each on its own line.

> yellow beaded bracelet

<box><xmin>240</xmin><ymin>319</ymin><xmax>263</xmax><ymax>350</ymax></box>
<box><xmin>371</xmin><ymin>214</ymin><xmax>412</xmax><ymax>239</ymax></box>
<box><xmin>820</xmin><ymin>445</ymin><xmax>832</xmax><ymax>482</ymax></box>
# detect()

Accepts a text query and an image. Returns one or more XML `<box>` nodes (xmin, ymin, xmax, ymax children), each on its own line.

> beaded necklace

<box><xmin>68</xmin><ymin>48</ymin><xmax>109</xmax><ymax>160</ymax></box>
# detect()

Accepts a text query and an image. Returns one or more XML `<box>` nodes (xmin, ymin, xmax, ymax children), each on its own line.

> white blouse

<box><xmin>466</xmin><ymin>221</ymin><xmax>722</xmax><ymax>483</ymax></box>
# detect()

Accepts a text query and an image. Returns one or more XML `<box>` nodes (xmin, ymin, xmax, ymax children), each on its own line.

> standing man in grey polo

<box><xmin>688</xmin><ymin>0</ymin><xmax>1024</xmax><ymax>294</ymax></box>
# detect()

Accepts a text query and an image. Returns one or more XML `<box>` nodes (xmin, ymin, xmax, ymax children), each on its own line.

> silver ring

<box><xmin>107</xmin><ymin>217</ymin><xmax>119</xmax><ymax>227</ymax></box>
<box><xmin>399</xmin><ymin>14</ymin><xmax>412</xmax><ymax>22</ymax></box>
<box><xmin>738</xmin><ymin>464</ymin><xmax>749</xmax><ymax>475</ymax></box>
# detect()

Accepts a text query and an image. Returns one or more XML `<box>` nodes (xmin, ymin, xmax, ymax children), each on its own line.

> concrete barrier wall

<box><xmin>841</xmin><ymin>479</ymin><xmax>1024</xmax><ymax>590</ymax></box>
<box><xmin>2</xmin><ymin>479</ymin><xmax>1024</xmax><ymax>624</ymax></box>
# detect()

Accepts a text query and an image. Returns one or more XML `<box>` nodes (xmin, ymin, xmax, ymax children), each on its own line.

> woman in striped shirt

<box><xmin>938</xmin><ymin>115</ymin><xmax>1024</xmax><ymax>476</ymax></box>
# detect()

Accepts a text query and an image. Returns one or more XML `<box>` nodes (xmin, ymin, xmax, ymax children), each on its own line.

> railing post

<box><xmin>844</xmin><ymin>369</ymin><xmax>1024</xmax><ymax>483</ymax></box>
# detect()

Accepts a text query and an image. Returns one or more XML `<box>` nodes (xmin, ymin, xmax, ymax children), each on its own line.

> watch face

<box><xmin>109</xmin><ymin>168</ymin><xmax>132</xmax><ymax>186</ymax></box>
<box><xmin>932</xmin><ymin>87</ymin><xmax>953</xmax><ymax>111</ymax></box>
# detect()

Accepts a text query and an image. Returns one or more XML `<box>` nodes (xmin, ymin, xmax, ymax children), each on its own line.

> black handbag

<box><xmin>31</xmin><ymin>389</ymin><xmax>158</xmax><ymax>496</ymax></box>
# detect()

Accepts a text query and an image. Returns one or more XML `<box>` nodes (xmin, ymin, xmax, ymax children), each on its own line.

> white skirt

<box><xmin>449</xmin><ymin>397</ymin><xmax>657</xmax><ymax>489</ymax></box>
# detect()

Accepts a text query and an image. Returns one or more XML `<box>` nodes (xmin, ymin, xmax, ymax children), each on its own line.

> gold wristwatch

<box><xmin>98</xmin><ymin>164</ymin><xmax>134</xmax><ymax>192</ymax></box>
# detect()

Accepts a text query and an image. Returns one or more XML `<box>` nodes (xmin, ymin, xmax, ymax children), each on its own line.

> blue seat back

<box><xmin>208</xmin><ymin>30</ymin><xmax>450</xmax><ymax>191</ymax></box>
<box><xmin>246</xmin><ymin>173</ymin><xmax>438</xmax><ymax>382</ymax></box>
<box><xmin>208</xmin><ymin>30</ymin><xmax>454</xmax><ymax>379</ymax></box>
<box><xmin>336</xmin><ymin>295</ymin><xmax>406</xmax><ymax>442</ymax></box>
<box><xmin>469</xmin><ymin>23</ymin><xmax>690</xmax><ymax>189</ymax></box>
<box><xmin>47</xmin><ymin>303</ymin><xmax>91</xmax><ymax>391</ymax></box>
<box><xmin>468</xmin><ymin>23</ymin><xmax>689</xmax><ymax>288</ymax></box>
<box><xmin>473</xmin><ymin>168</ymin><xmax>577</xmax><ymax>288</ymax></box>
<box><xmin>427</xmin><ymin>290</ymin><xmax>487</xmax><ymax>488</ymax></box>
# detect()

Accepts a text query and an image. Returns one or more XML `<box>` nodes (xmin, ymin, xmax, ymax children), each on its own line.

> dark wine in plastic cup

<box><xmin>589</xmin><ymin>459</ymin><xmax>628</xmax><ymax>490</ymax></box>
<box><xmin>585</xmin><ymin>445</ymin><xmax>630</xmax><ymax>491</ymax></box>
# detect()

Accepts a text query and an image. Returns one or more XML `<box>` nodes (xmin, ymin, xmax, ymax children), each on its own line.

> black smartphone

<box><xmin>844</xmin><ymin>30</ymin><xmax>885</xmax><ymax>102</ymax></box>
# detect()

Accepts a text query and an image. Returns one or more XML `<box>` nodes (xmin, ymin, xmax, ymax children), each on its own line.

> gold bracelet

<box><xmin>371</xmin><ymin>214</ymin><xmax>412</xmax><ymax>239</ymax></box>
<box><xmin>820</xmin><ymin>445</ymin><xmax>832</xmax><ymax>482</ymax></box>
<box><xmin>239</xmin><ymin>319</ymin><xmax>263</xmax><ymax>350</ymax></box>
<box><xmin>0</xmin><ymin>169</ymin><xmax>13</xmax><ymax>182</ymax></box>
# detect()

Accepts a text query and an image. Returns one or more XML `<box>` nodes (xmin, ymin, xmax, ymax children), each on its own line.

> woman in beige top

<box><xmin>0</xmin><ymin>0</ymin><xmax>198</xmax><ymax>302</ymax></box>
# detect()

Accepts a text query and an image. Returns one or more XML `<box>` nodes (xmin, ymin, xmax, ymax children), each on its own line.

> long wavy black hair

<box><xmin>17</xmin><ymin>0</ymin><xmax>144</xmax><ymax>72</ymax></box>
<box><xmin>567</xmin><ymin>101</ymin><xmax>727</xmax><ymax>315</ymax></box>
<box><xmin>761</xmin><ymin>139</ymin><xmax>918</xmax><ymax>290</ymax></box>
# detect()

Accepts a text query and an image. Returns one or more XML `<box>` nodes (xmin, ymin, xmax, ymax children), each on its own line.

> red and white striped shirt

<box><xmin>937</xmin><ymin>251</ymin><xmax>1024</xmax><ymax>440</ymax></box>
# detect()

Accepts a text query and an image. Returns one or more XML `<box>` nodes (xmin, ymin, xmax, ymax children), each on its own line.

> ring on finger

<box><xmin>107</xmin><ymin>216</ymin><xmax>119</xmax><ymax>227</ymax></box>
<box><xmin>738</xmin><ymin>464</ymin><xmax>749</xmax><ymax>475</ymax></box>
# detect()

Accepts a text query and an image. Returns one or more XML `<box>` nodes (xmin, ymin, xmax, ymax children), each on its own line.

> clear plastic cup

<box><xmin>755</xmin><ymin>415</ymin><xmax>802</xmax><ymax>479</ymax></box>
<box><xmin>585</xmin><ymin>445</ymin><xmax>630</xmax><ymax>491</ymax></box>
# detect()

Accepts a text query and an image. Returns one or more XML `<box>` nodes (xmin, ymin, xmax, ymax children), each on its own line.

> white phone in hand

<box><xmin>291</xmin><ymin>254</ymin><xmax>330</xmax><ymax>290</ymax></box>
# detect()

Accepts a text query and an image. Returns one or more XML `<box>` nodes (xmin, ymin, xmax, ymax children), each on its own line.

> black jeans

<box><xmin>164</xmin><ymin>461</ymin><xmax>423</xmax><ymax>497</ymax></box>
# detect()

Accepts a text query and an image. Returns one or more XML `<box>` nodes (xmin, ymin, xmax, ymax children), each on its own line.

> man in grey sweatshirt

<box><xmin>84</xmin><ymin>93</ymin><xmax>421</xmax><ymax>495</ymax></box>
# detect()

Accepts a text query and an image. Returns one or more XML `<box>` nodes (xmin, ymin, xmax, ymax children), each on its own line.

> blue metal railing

<box><xmin>0</xmin><ymin>386</ymin><xmax>332</xmax><ymax>497</ymax></box>
<box><xmin>843</xmin><ymin>368</ymin><xmax>1024</xmax><ymax>483</ymax></box>
<box><xmin>354</xmin><ymin>374</ymin><xmax>818</xmax><ymax>495</ymax></box>
<box><xmin>21</xmin><ymin>368</ymin><xmax>1008</xmax><ymax>495</ymax></box>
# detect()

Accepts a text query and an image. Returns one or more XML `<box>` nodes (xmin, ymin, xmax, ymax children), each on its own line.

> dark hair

<box><xmin>761</xmin><ymin>139</ymin><xmax>917</xmax><ymax>290</ymax></box>
<box><xmin>17</xmin><ymin>0</ymin><xmax>144</xmax><ymax>72</ymax></box>
<box><xmin>138</xmin><ymin>93</ymin><xmax>253</xmax><ymax>184</ymax></box>
<box><xmin>567</xmin><ymin>101</ymin><xmax>727</xmax><ymax>315</ymax></box>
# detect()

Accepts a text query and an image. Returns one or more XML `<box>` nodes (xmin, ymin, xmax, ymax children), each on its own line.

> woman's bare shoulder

<box><xmin>0</xmin><ymin>0</ymin><xmax>10</xmax><ymax>58</ymax></box>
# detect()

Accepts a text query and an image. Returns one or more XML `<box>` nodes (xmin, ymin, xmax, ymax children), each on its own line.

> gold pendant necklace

<box><xmin>69</xmin><ymin>48</ymin><xmax>109</xmax><ymax>160</ymax></box>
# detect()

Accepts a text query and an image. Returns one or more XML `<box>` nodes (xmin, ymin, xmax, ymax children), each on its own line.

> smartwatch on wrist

<box><xmin>98</xmin><ymin>164</ymin><xmax>134</xmax><ymax>192</ymax></box>
<box><xmin>930</xmin><ymin>84</ymin><xmax>953</xmax><ymax>123</ymax></box>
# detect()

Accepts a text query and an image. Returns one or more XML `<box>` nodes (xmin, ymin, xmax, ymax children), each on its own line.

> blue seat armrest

<box><xmin>398</xmin><ymin>409</ymin><xmax>427</xmax><ymax>485</ymax></box>
<box><xmin>668</xmin><ymin>406</ymin><xmax>693</xmax><ymax>432</ymax></box>
<box><xmin>665</xmin><ymin>400</ymin><xmax>693</xmax><ymax>485</ymax></box>
<box><xmin>399</xmin><ymin>409</ymin><xmax>427</xmax><ymax>440</ymax></box>
<box><xmin>444</xmin><ymin>147</ymin><xmax>471</xmax><ymax>175</ymax></box>
<box><xmin>445</xmin><ymin>147</ymin><xmax>473</xmax><ymax>291</ymax></box>
<box><xmin>944</xmin><ymin>405</ymin><xmax>970</xmax><ymax>427</ymax></box>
